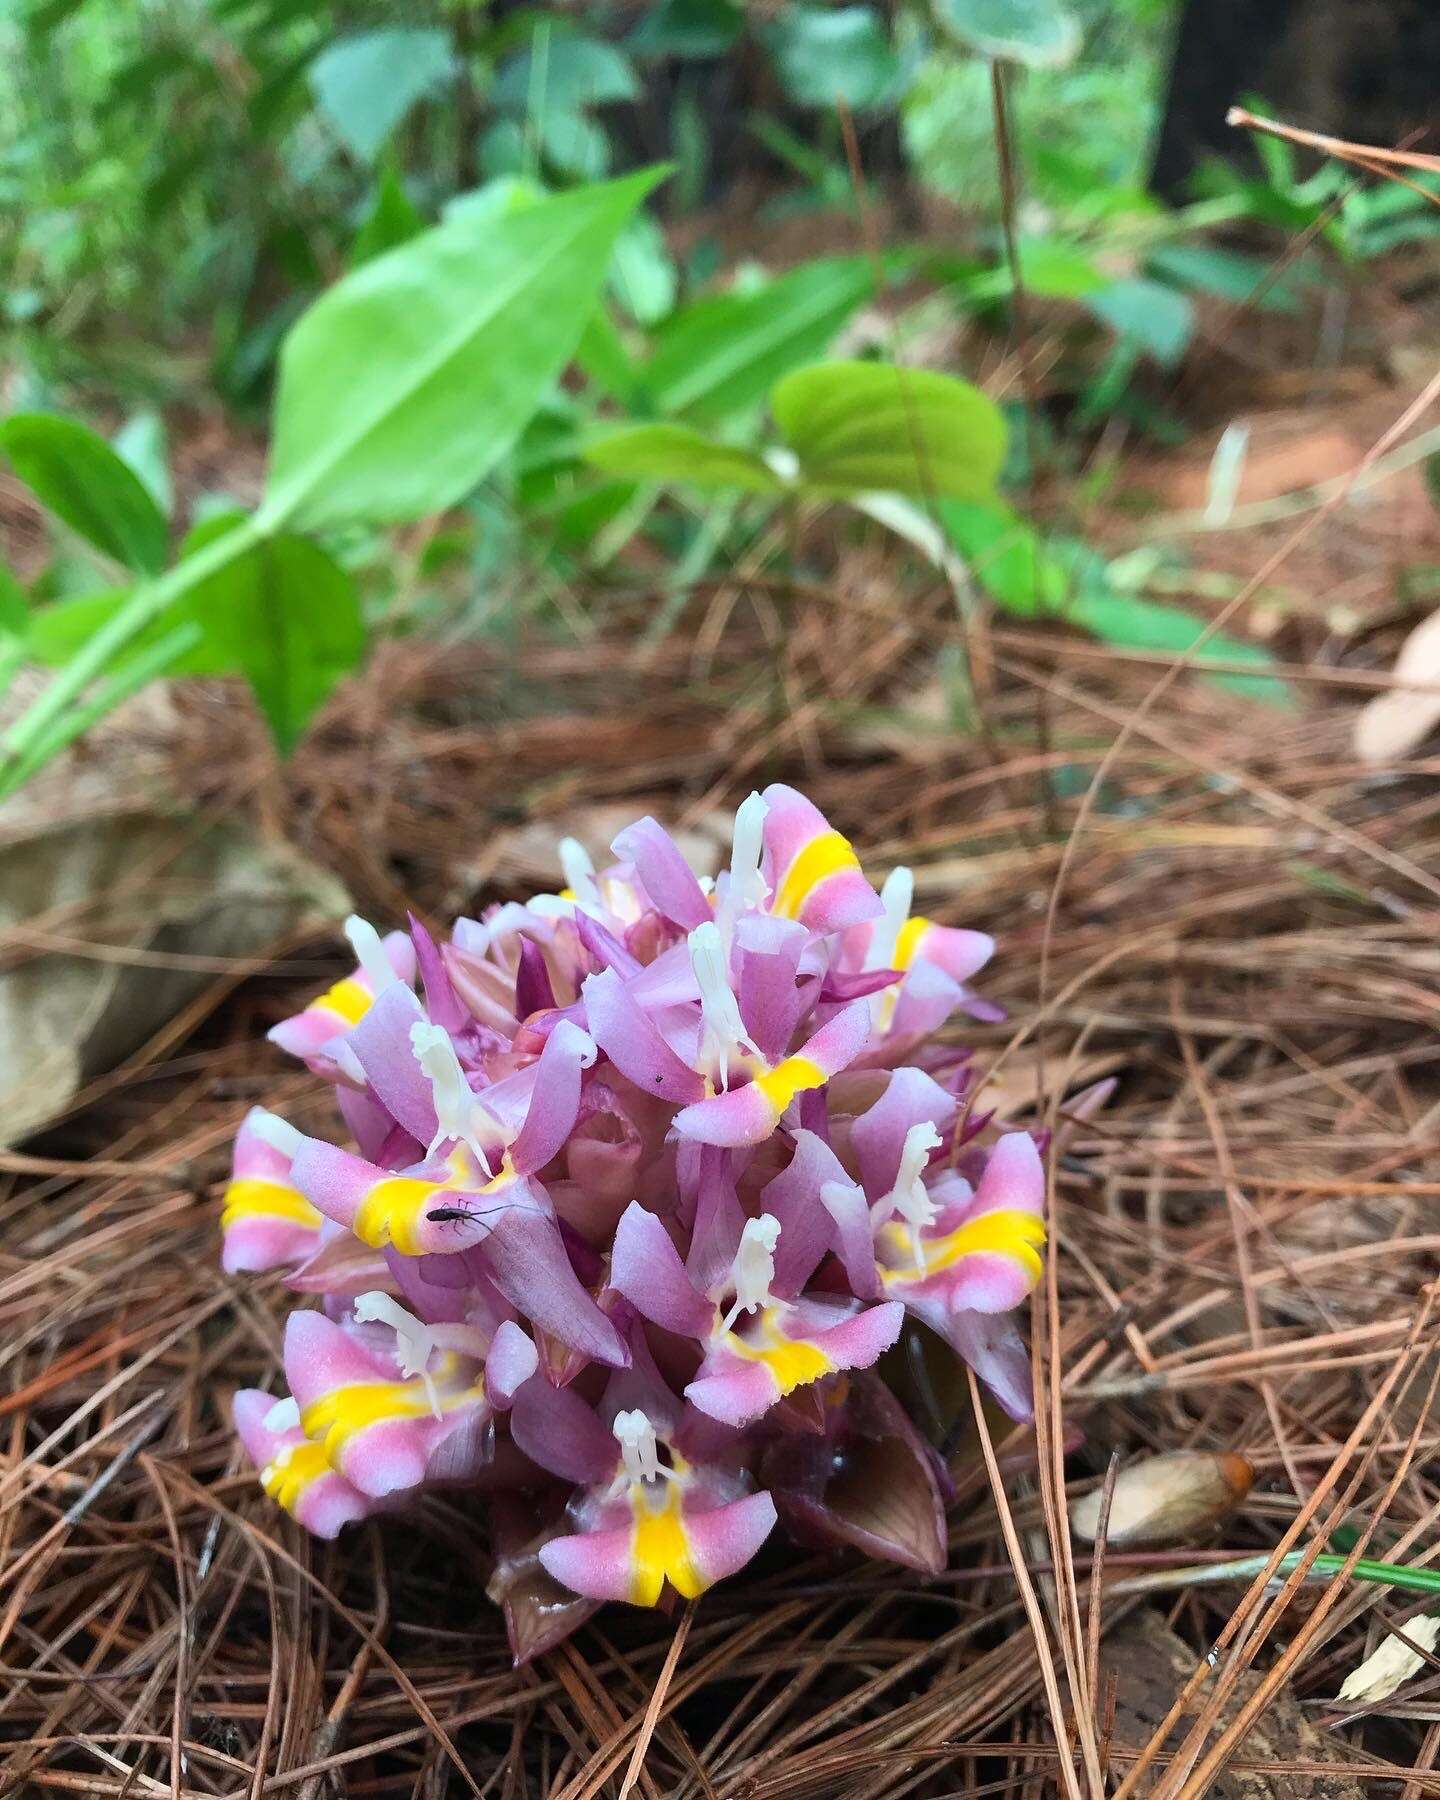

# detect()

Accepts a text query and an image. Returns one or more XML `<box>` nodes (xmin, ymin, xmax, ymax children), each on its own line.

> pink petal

<box><xmin>685</xmin><ymin>1490</ymin><xmax>778</xmax><ymax>1586</ymax></box>
<box><xmin>612</xmin><ymin>1204</ymin><xmax>713</xmax><ymax>1339</ymax></box>
<box><xmin>611</xmin><ymin>817</ymin><xmax>711</xmax><ymax>930</ymax></box>
<box><xmin>538</xmin><ymin>1522</ymin><xmax>640</xmax><ymax>1603</ymax></box>
<box><xmin>582</xmin><ymin>968</ymin><xmax>705</xmax><ymax>1104</ymax></box>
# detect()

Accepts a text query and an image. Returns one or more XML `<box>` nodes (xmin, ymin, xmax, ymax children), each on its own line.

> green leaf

<box><xmin>576</xmin><ymin>308</ymin><xmax>642</xmax><ymax>408</ymax></box>
<box><xmin>1424</xmin><ymin>452</ymin><xmax>1440</xmax><ymax>517</ymax></box>
<box><xmin>1085</xmin><ymin>278</ymin><xmax>1195</xmax><ymax>365</ymax></box>
<box><xmin>647</xmin><ymin>257</ymin><xmax>873</xmax><ymax>424</ymax></box>
<box><xmin>609</xmin><ymin>212</ymin><xmax>678</xmax><ymax>326</ymax></box>
<box><xmin>0</xmin><ymin>566</ymin><xmax>28</xmax><ymax>638</ymax></box>
<box><xmin>538</xmin><ymin>108</ymin><xmax>611</xmax><ymax>180</ymax></box>
<box><xmin>766</xmin><ymin>6</ymin><xmax>900</xmax><ymax>111</ymax></box>
<box><xmin>309</xmin><ymin>29</ymin><xmax>454</xmax><ymax>164</ymax></box>
<box><xmin>262</xmin><ymin>168</ymin><xmax>663</xmax><ymax>532</ymax></box>
<box><xmin>932</xmin><ymin>0</ymin><xmax>1080</xmax><ymax>66</ymax></box>
<box><xmin>938</xmin><ymin>502</ymin><xmax>1288</xmax><ymax>702</ymax></box>
<box><xmin>1</xmin><ymin>414</ymin><xmax>169</xmax><ymax>574</ymax></box>
<box><xmin>584</xmin><ymin>424</ymin><xmax>788</xmax><ymax>493</ymax></box>
<box><xmin>1066</xmin><ymin>589</ymin><xmax>1290</xmax><ymax>703</ymax></box>
<box><xmin>628</xmin><ymin>0</ymin><xmax>743</xmax><ymax>58</ymax></box>
<box><xmin>493</xmin><ymin>35</ymin><xmax>639</xmax><ymax>110</ymax></box>
<box><xmin>112</xmin><ymin>411</ymin><xmax>172</xmax><ymax>516</ymax></box>
<box><xmin>1145</xmin><ymin>243</ymin><xmax>1300</xmax><ymax>312</ymax></box>
<box><xmin>442</xmin><ymin>175</ymin><xmax>545</xmax><ymax>229</ymax></box>
<box><xmin>26</xmin><ymin>525</ymin><xmax>366</xmax><ymax>748</ymax></box>
<box><xmin>773</xmin><ymin>362</ymin><xmax>1007</xmax><ymax>500</ymax></box>
<box><xmin>192</xmin><ymin>532</ymin><xmax>366</xmax><ymax>752</ymax></box>
<box><xmin>939</xmin><ymin>500</ymin><xmax>1069</xmax><ymax>614</ymax></box>
<box><xmin>350</xmin><ymin>164</ymin><xmax>425</xmax><ymax>267</ymax></box>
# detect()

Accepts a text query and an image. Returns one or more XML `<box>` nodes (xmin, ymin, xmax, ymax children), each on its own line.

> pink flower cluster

<box><xmin>223</xmin><ymin>787</ymin><xmax>1046</xmax><ymax>1658</ymax></box>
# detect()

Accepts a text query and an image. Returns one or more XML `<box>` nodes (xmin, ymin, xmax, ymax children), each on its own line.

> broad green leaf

<box><xmin>939</xmin><ymin>500</ymin><xmax>1068</xmax><ymax>614</ymax></box>
<box><xmin>1085</xmin><ymin>278</ymin><xmax>1194</xmax><ymax>365</ymax></box>
<box><xmin>1</xmin><ymin>414</ymin><xmax>169</xmax><ymax>574</ymax></box>
<box><xmin>1067</xmin><ymin>590</ymin><xmax>1290</xmax><ymax>703</ymax></box>
<box><xmin>628</xmin><ymin>0</ymin><xmax>743</xmax><ymax>57</ymax></box>
<box><xmin>1145</xmin><ymin>243</ymin><xmax>1300</xmax><ymax>312</ymax></box>
<box><xmin>932</xmin><ymin>0</ymin><xmax>1080</xmax><ymax>66</ymax></box>
<box><xmin>774</xmin><ymin>362</ymin><xmax>1006</xmax><ymax>501</ymax></box>
<box><xmin>766</xmin><ymin>6</ymin><xmax>900</xmax><ymax>111</ymax></box>
<box><xmin>191</xmin><ymin>533</ymin><xmax>366</xmax><ymax>752</ymax></box>
<box><xmin>26</xmin><ymin>514</ymin><xmax>256</xmax><ymax>675</ymax></box>
<box><xmin>493</xmin><ymin>35</ymin><xmax>639</xmax><ymax>110</ymax></box>
<box><xmin>350</xmin><ymin>165</ymin><xmax>425</xmax><ymax>267</ymax></box>
<box><xmin>937</xmin><ymin>501</ymin><xmax>1289</xmax><ymax>702</ymax></box>
<box><xmin>262</xmin><ymin>168</ymin><xmax>663</xmax><ymax>532</ymax></box>
<box><xmin>610</xmin><ymin>212</ymin><xmax>678</xmax><ymax>326</ymax></box>
<box><xmin>538</xmin><ymin>108</ymin><xmax>611</xmax><ymax>180</ymax></box>
<box><xmin>26</xmin><ymin>526</ymin><xmax>367</xmax><ymax>746</ymax></box>
<box><xmin>442</xmin><ymin>175</ymin><xmax>545</xmax><ymax>229</ymax></box>
<box><xmin>0</xmin><ymin>566</ymin><xmax>28</xmax><ymax>638</ymax></box>
<box><xmin>112</xmin><ymin>411</ymin><xmax>172</xmax><ymax>516</ymax></box>
<box><xmin>647</xmin><ymin>257</ymin><xmax>873</xmax><ymax>424</ymax></box>
<box><xmin>577</xmin><ymin>309</ymin><xmax>643</xmax><ymax>408</ymax></box>
<box><xmin>309</xmin><ymin>29</ymin><xmax>454</xmax><ymax>164</ymax></box>
<box><xmin>585</xmin><ymin>424</ymin><xmax>788</xmax><ymax>493</ymax></box>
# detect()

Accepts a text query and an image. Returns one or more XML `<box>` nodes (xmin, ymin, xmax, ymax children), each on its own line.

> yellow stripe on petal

<box><xmin>301</xmin><ymin>1369</ymin><xmax>481</xmax><ymax>1465</ymax></box>
<box><xmin>629</xmin><ymin>1483</ymin><xmax>703</xmax><ymax>1605</ymax></box>
<box><xmin>724</xmin><ymin>1307</ymin><xmax>833</xmax><ymax>1397</ymax></box>
<box><xmin>261</xmin><ymin>1439</ymin><xmax>331</xmax><ymax>1514</ymax></box>
<box><xmin>892</xmin><ymin>915</ymin><xmax>931</xmax><ymax>972</ymax></box>
<box><xmin>751</xmin><ymin>1054</ymin><xmax>825</xmax><ymax>1118</ymax></box>
<box><xmin>881</xmin><ymin>1207</ymin><xmax>1047</xmax><ymax>1288</ymax></box>
<box><xmin>313</xmin><ymin>976</ymin><xmax>373</xmax><ymax>1028</ymax></box>
<box><xmin>771</xmin><ymin>830</ymin><xmax>861</xmax><ymax>920</ymax></box>
<box><xmin>220</xmin><ymin>1177</ymin><xmax>321</xmax><ymax>1233</ymax></box>
<box><xmin>354</xmin><ymin>1176</ymin><xmax>444</xmax><ymax>1254</ymax></box>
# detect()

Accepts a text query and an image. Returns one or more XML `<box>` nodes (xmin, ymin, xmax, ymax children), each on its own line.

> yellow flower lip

<box><xmin>771</xmin><ymin>829</ymin><xmax>861</xmax><ymax>920</ymax></box>
<box><xmin>880</xmin><ymin>1208</ymin><xmax>1047</xmax><ymax>1287</ymax></box>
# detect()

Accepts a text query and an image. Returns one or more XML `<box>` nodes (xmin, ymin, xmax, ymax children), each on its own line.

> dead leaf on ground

<box><xmin>1354</xmin><ymin>608</ymin><xmax>1440</xmax><ymax>764</ymax></box>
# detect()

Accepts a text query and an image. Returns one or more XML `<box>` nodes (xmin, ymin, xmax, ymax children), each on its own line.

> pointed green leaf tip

<box><xmin>263</xmin><ymin>167</ymin><xmax>667</xmax><ymax>533</ymax></box>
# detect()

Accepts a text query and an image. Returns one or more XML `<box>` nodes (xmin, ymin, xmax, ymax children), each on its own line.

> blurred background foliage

<box><xmin>1</xmin><ymin>0</ymin><xmax>1437</xmax><ymax>778</ymax></box>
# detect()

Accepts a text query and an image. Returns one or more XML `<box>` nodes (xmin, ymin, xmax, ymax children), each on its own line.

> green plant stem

<box><xmin>1112</xmin><ymin>1549</ymin><xmax>1440</xmax><ymax>1600</ymax></box>
<box><xmin>0</xmin><ymin>514</ymin><xmax>265</xmax><ymax>797</ymax></box>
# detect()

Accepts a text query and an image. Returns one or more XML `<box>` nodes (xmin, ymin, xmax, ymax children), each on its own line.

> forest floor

<box><xmin>6</xmin><ymin>285</ymin><xmax>1440</xmax><ymax>1797</ymax></box>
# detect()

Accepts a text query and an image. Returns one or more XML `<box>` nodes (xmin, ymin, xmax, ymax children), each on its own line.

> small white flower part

<box><xmin>262</xmin><ymin>1395</ymin><xmax>301</xmax><ymax>1433</ymax></box>
<box><xmin>558</xmin><ymin>836</ymin><xmax>603</xmax><ymax>913</ymax></box>
<box><xmin>344</xmin><ymin>914</ymin><xmax>399</xmax><ymax>993</ymax></box>
<box><xmin>613</xmin><ymin>1408</ymin><xmax>673</xmax><ymax>1486</ymax></box>
<box><xmin>354</xmin><ymin>1290</ymin><xmax>443</xmax><ymax>1417</ymax></box>
<box><xmin>877</xmin><ymin>1121</ymin><xmax>944</xmax><ymax>1271</ymax></box>
<box><xmin>247</xmin><ymin>1110</ymin><xmax>303</xmax><ymax>1158</ymax></box>
<box><xmin>721</xmin><ymin>1213</ymin><xmax>782</xmax><ymax>1333</ymax></box>
<box><xmin>688</xmin><ymin>920</ymin><xmax>759</xmax><ymax>1091</ymax></box>
<box><xmin>865</xmin><ymin>866</ymin><xmax>914</xmax><ymax>973</ymax></box>
<box><xmin>410</xmin><ymin>1020</ymin><xmax>495</xmax><ymax>1172</ymax></box>
<box><xmin>716</xmin><ymin>791</ymin><xmax>770</xmax><ymax>945</ymax></box>
<box><xmin>864</xmin><ymin>866</ymin><xmax>913</xmax><ymax>1025</ymax></box>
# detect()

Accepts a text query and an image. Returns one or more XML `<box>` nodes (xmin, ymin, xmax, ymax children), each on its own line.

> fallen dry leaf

<box><xmin>1338</xmin><ymin>1614</ymin><xmax>1440</xmax><ymax>1705</ymax></box>
<box><xmin>1354</xmin><ymin>608</ymin><xmax>1440</xmax><ymax>764</ymax></box>
<box><xmin>1070</xmin><ymin>1449</ymin><xmax>1254</xmax><ymax>1547</ymax></box>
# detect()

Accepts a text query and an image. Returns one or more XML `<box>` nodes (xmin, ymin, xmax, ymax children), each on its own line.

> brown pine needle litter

<box><xmin>9</xmin><ymin>385</ymin><xmax>1440</xmax><ymax>1795</ymax></box>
